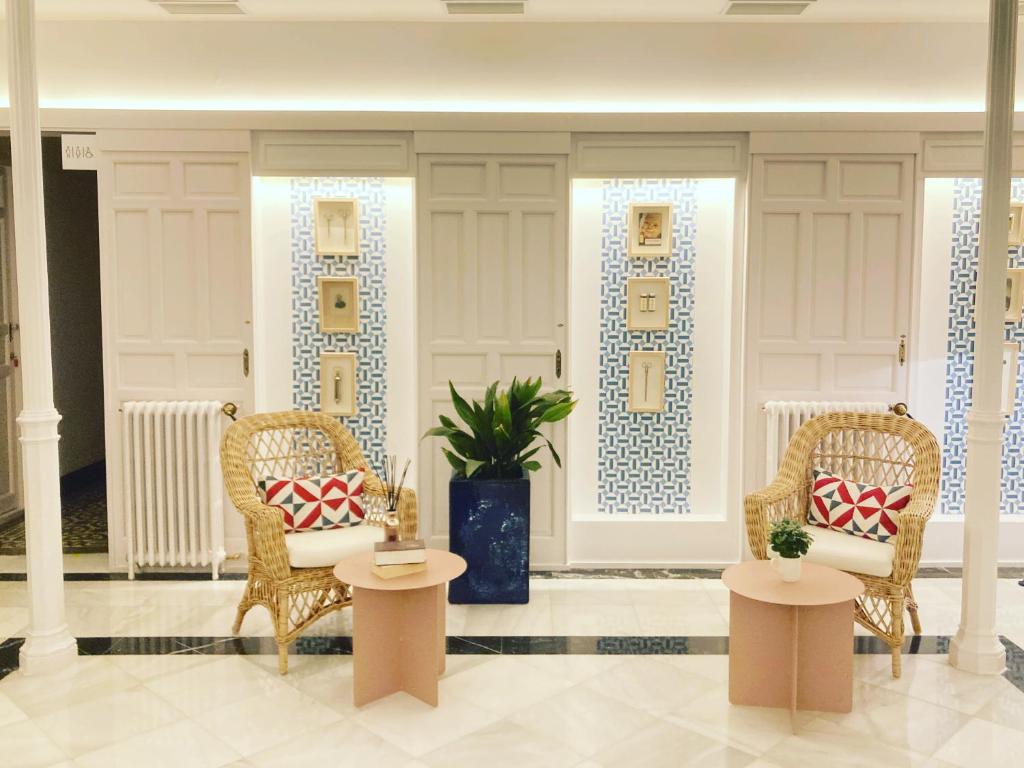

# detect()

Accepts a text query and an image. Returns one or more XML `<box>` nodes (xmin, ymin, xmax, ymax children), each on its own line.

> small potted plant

<box><xmin>423</xmin><ymin>377</ymin><xmax>576</xmax><ymax>604</ymax></box>
<box><xmin>768</xmin><ymin>519</ymin><xmax>813</xmax><ymax>583</ymax></box>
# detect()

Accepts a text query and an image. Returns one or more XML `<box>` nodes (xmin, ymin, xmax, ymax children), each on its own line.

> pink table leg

<box><xmin>728</xmin><ymin>592</ymin><xmax>855</xmax><ymax>715</ymax></box>
<box><xmin>352</xmin><ymin>584</ymin><xmax>445</xmax><ymax>707</ymax></box>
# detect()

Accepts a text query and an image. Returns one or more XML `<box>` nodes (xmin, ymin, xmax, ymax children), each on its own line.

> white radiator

<box><xmin>763</xmin><ymin>400</ymin><xmax>890</xmax><ymax>480</ymax></box>
<box><xmin>120</xmin><ymin>401</ymin><xmax>226</xmax><ymax>580</ymax></box>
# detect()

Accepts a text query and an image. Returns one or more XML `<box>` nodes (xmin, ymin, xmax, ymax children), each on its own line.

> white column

<box><xmin>950</xmin><ymin>0</ymin><xmax>1017</xmax><ymax>676</ymax></box>
<box><xmin>6</xmin><ymin>0</ymin><xmax>77</xmax><ymax>675</ymax></box>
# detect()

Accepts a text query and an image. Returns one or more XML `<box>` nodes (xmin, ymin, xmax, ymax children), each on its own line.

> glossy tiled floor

<box><xmin>0</xmin><ymin>575</ymin><xmax>1022</xmax><ymax>767</ymax></box>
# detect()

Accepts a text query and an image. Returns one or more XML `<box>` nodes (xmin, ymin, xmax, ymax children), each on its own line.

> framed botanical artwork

<box><xmin>1010</xmin><ymin>203</ymin><xmax>1024</xmax><ymax>247</ymax></box>
<box><xmin>628</xmin><ymin>203</ymin><xmax>672</xmax><ymax>258</ymax></box>
<box><xmin>626</xmin><ymin>277</ymin><xmax>670</xmax><ymax>331</ymax></box>
<box><xmin>1006</xmin><ymin>269</ymin><xmax>1024</xmax><ymax>322</ymax></box>
<box><xmin>1003</xmin><ymin>342</ymin><xmax>1020</xmax><ymax>416</ymax></box>
<box><xmin>313</xmin><ymin>198</ymin><xmax>359</xmax><ymax>257</ymax></box>
<box><xmin>320</xmin><ymin>352</ymin><xmax>357</xmax><ymax>416</ymax></box>
<box><xmin>318</xmin><ymin>276</ymin><xmax>359</xmax><ymax>333</ymax></box>
<box><xmin>627</xmin><ymin>350</ymin><xmax>666</xmax><ymax>413</ymax></box>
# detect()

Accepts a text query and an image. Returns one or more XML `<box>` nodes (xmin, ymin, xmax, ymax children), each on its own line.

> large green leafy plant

<box><xmin>423</xmin><ymin>378</ymin><xmax>577</xmax><ymax>480</ymax></box>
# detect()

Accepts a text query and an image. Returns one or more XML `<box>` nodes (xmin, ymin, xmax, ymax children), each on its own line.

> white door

<box><xmin>745</xmin><ymin>154</ymin><xmax>915</xmax><ymax>488</ymax></box>
<box><xmin>96</xmin><ymin>130</ymin><xmax>255</xmax><ymax>568</ymax></box>
<box><xmin>417</xmin><ymin>154</ymin><xmax>569</xmax><ymax>565</ymax></box>
<box><xmin>0</xmin><ymin>168</ymin><xmax>21</xmax><ymax>523</ymax></box>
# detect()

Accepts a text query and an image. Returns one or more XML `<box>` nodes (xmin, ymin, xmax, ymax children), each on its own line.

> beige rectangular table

<box><xmin>723</xmin><ymin>560</ymin><xmax>864</xmax><ymax>715</ymax></box>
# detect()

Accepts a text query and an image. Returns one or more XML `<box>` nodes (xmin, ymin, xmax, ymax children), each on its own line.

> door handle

<box><xmin>898</xmin><ymin>335</ymin><xmax>907</xmax><ymax>367</ymax></box>
<box><xmin>242</xmin><ymin>348</ymin><xmax>250</xmax><ymax>377</ymax></box>
<box><xmin>555</xmin><ymin>349</ymin><xmax>562</xmax><ymax>379</ymax></box>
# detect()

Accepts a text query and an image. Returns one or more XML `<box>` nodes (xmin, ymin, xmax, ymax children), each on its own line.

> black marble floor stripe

<box><xmin>2</xmin><ymin>567</ymin><xmax>1023</xmax><ymax>582</ymax></box>
<box><xmin>3</xmin><ymin>634</ymin><xmax>1022</xmax><ymax>695</ymax></box>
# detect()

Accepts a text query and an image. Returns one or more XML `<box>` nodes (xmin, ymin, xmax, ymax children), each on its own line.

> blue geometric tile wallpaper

<box><xmin>942</xmin><ymin>178</ymin><xmax>1024</xmax><ymax>515</ymax></box>
<box><xmin>290</xmin><ymin>178</ymin><xmax>388</xmax><ymax>467</ymax></box>
<box><xmin>598</xmin><ymin>179</ymin><xmax>698</xmax><ymax>514</ymax></box>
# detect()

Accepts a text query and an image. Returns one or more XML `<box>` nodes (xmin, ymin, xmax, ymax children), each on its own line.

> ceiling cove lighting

<box><xmin>31</xmin><ymin>97</ymin><xmax>985</xmax><ymax>113</ymax></box>
<box><xmin>723</xmin><ymin>1</ymin><xmax>815</xmax><ymax>15</ymax></box>
<box><xmin>443</xmin><ymin>1</ymin><xmax>527</xmax><ymax>15</ymax></box>
<box><xmin>150</xmin><ymin>0</ymin><xmax>245</xmax><ymax>14</ymax></box>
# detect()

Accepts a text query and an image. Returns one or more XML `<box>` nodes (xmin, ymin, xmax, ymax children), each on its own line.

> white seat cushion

<box><xmin>284</xmin><ymin>524</ymin><xmax>384</xmax><ymax>569</ymax></box>
<box><xmin>799</xmin><ymin>525</ymin><xmax>895</xmax><ymax>578</ymax></box>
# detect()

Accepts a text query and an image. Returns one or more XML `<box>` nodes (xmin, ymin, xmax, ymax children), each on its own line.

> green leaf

<box><xmin>448</xmin><ymin>431</ymin><xmax>480</xmax><ymax>459</ymax></box>
<box><xmin>441</xmin><ymin>448</ymin><xmax>467</xmax><ymax>476</ymax></box>
<box><xmin>496</xmin><ymin>392</ymin><xmax>512</xmax><ymax>433</ymax></box>
<box><xmin>464</xmin><ymin>458</ymin><xmax>486</xmax><ymax>477</ymax></box>
<box><xmin>517</xmin><ymin>446</ymin><xmax>542</xmax><ymax>463</ymax></box>
<box><xmin>538</xmin><ymin>401</ymin><xmax>576</xmax><ymax>423</ymax></box>
<box><xmin>542</xmin><ymin>436</ymin><xmax>562</xmax><ymax>468</ymax></box>
<box><xmin>421</xmin><ymin>426</ymin><xmax>453</xmax><ymax>440</ymax></box>
<box><xmin>449</xmin><ymin>381</ymin><xmax>478</xmax><ymax>432</ymax></box>
<box><xmin>522</xmin><ymin>460</ymin><xmax>541</xmax><ymax>473</ymax></box>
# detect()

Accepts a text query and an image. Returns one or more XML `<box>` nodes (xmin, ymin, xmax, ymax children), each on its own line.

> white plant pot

<box><xmin>772</xmin><ymin>555</ymin><xmax>802</xmax><ymax>583</ymax></box>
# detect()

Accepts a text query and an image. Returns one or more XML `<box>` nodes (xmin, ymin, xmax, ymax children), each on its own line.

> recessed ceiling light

<box><xmin>723</xmin><ymin>1</ymin><xmax>814</xmax><ymax>16</ymax></box>
<box><xmin>442</xmin><ymin>1</ymin><xmax>527</xmax><ymax>15</ymax></box>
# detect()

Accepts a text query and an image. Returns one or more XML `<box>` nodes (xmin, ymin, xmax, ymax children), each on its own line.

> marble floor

<box><xmin>0</xmin><ymin>575</ymin><xmax>1022</xmax><ymax>767</ymax></box>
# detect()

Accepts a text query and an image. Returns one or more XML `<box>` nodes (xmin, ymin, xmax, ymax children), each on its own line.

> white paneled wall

<box><xmin>744</xmin><ymin>154</ymin><xmax>915</xmax><ymax>491</ymax></box>
<box><xmin>97</xmin><ymin>131</ymin><xmax>254</xmax><ymax>570</ymax></box>
<box><xmin>417</xmin><ymin>153</ymin><xmax>569</xmax><ymax>566</ymax></box>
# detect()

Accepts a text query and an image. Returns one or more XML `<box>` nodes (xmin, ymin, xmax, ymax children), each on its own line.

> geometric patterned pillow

<box><xmin>807</xmin><ymin>468</ymin><xmax>911</xmax><ymax>543</ymax></box>
<box><xmin>258</xmin><ymin>468</ymin><xmax>365</xmax><ymax>533</ymax></box>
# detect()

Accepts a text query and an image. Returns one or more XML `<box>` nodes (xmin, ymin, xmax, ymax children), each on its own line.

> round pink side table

<box><xmin>334</xmin><ymin>549</ymin><xmax>466</xmax><ymax>707</ymax></box>
<box><xmin>722</xmin><ymin>560</ymin><xmax>864</xmax><ymax>716</ymax></box>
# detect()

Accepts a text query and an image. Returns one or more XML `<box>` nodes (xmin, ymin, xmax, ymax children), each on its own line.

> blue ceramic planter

<box><xmin>448</xmin><ymin>474</ymin><xmax>530</xmax><ymax>604</ymax></box>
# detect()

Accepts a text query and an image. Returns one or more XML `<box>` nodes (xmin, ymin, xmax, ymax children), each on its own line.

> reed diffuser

<box><xmin>373</xmin><ymin>455</ymin><xmax>410</xmax><ymax>542</ymax></box>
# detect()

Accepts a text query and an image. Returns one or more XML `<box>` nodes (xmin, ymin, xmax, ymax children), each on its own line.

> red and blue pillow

<box><xmin>808</xmin><ymin>468</ymin><xmax>912</xmax><ymax>544</ymax></box>
<box><xmin>258</xmin><ymin>468</ymin><xmax>365</xmax><ymax>533</ymax></box>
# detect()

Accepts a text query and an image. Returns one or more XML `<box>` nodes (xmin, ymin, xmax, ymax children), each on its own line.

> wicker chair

<box><xmin>220</xmin><ymin>411</ymin><xmax>418</xmax><ymax>674</ymax></box>
<box><xmin>744</xmin><ymin>412</ymin><xmax>940</xmax><ymax>678</ymax></box>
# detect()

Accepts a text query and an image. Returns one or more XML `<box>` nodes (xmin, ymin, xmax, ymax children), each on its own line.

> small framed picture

<box><xmin>626</xmin><ymin>277</ymin><xmax>670</xmax><ymax>331</ymax></box>
<box><xmin>628</xmin><ymin>203</ymin><xmax>672</xmax><ymax>258</ymax></box>
<box><xmin>1003</xmin><ymin>342</ymin><xmax>1020</xmax><ymax>416</ymax></box>
<box><xmin>318</xmin><ymin>276</ymin><xmax>359</xmax><ymax>333</ymax></box>
<box><xmin>627</xmin><ymin>350</ymin><xmax>666</xmax><ymax>413</ymax></box>
<box><xmin>314</xmin><ymin>198</ymin><xmax>359</xmax><ymax>257</ymax></box>
<box><xmin>320</xmin><ymin>352</ymin><xmax>357</xmax><ymax>416</ymax></box>
<box><xmin>1010</xmin><ymin>203</ymin><xmax>1024</xmax><ymax>247</ymax></box>
<box><xmin>1006</xmin><ymin>269</ymin><xmax>1024</xmax><ymax>322</ymax></box>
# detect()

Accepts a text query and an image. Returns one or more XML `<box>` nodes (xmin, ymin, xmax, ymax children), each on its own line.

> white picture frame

<box><xmin>320</xmin><ymin>352</ymin><xmax>357</xmax><ymax>416</ymax></box>
<box><xmin>1006</xmin><ymin>268</ymin><xmax>1024</xmax><ymax>323</ymax></box>
<box><xmin>314</xmin><ymin>198</ymin><xmax>360</xmax><ymax>257</ymax></box>
<box><xmin>318</xmin><ymin>276</ymin><xmax>360</xmax><ymax>333</ymax></box>
<box><xmin>628</xmin><ymin>203</ymin><xmax>672</xmax><ymax>258</ymax></box>
<box><xmin>626</xmin><ymin>277</ymin><xmax>670</xmax><ymax>331</ymax></box>
<box><xmin>1003</xmin><ymin>342</ymin><xmax>1020</xmax><ymax>416</ymax></box>
<box><xmin>627</xmin><ymin>350</ymin><xmax>666</xmax><ymax>413</ymax></box>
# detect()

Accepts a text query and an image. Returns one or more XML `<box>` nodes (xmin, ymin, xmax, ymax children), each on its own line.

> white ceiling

<box><xmin>25</xmin><ymin>0</ymin><xmax>989</xmax><ymax>23</ymax></box>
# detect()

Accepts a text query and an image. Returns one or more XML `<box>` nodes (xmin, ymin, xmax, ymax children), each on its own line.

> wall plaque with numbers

<box><xmin>60</xmin><ymin>134</ymin><xmax>97</xmax><ymax>171</ymax></box>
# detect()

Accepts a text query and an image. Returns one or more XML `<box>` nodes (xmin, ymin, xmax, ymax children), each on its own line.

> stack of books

<box><xmin>372</xmin><ymin>539</ymin><xmax>427</xmax><ymax>579</ymax></box>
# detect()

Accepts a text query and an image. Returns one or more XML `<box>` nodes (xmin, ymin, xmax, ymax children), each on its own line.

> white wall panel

<box><xmin>418</xmin><ymin>153</ymin><xmax>568</xmax><ymax>566</ymax></box>
<box><xmin>572</xmin><ymin>134</ymin><xmax>745</xmax><ymax>177</ymax></box>
<box><xmin>745</xmin><ymin>153</ymin><xmax>915</xmax><ymax>496</ymax></box>
<box><xmin>98</xmin><ymin>131</ymin><xmax>254</xmax><ymax>571</ymax></box>
<box><xmin>252</xmin><ymin>132</ymin><xmax>414</xmax><ymax>177</ymax></box>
